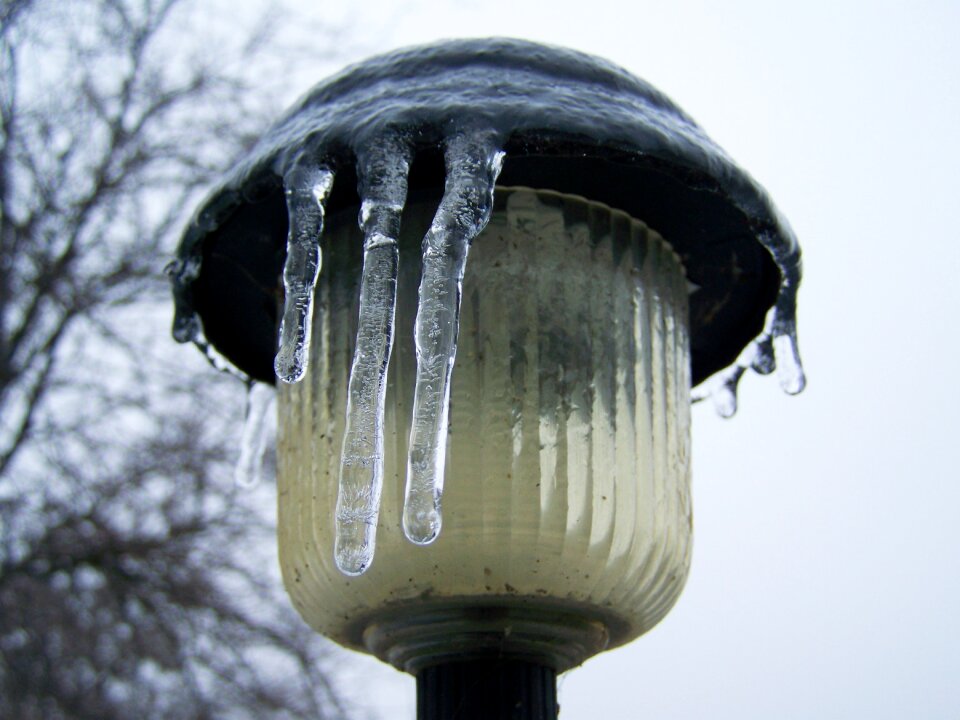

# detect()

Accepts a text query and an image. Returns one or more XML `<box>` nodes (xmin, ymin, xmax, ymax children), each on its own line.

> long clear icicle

<box><xmin>235</xmin><ymin>382</ymin><xmax>276</xmax><ymax>488</ymax></box>
<box><xmin>275</xmin><ymin>162</ymin><xmax>335</xmax><ymax>384</ymax></box>
<box><xmin>334</xmin><ymin>136</ymin><xmax>412</xmax><ymax>576</ymax></box>
<box><xmin>403</xmin><ymin>131</ymin><xmax>505</xmax><ymax>545</ymax></box>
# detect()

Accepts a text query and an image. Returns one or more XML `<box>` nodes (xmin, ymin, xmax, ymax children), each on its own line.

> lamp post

<box><xmin>170</xmin><ymin>39</ymin><xmax>804</xmax><ymax>719</ymax></box>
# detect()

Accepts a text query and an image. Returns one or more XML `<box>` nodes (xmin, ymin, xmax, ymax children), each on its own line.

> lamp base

<box><xmin>362</xmin><ymin>601</ymin><xmax>614</xmax><ymax>674</ymax></box>
<box><xmin>417</xmin><ymin>659</ymin><xmax>557</xmax><ymax>720</ymax></box>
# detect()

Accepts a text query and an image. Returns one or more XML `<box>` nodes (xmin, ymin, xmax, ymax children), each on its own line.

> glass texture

<box><xmin>277</xmin><ymin>189</ymin><xmax>692</xmax><ymax>657</ymax></box>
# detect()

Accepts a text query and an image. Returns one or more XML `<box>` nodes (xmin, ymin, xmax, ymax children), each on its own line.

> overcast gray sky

<box><xmin>275</xmin><ymin>1</ymin><xmax>960</xmax><ymax>716</ymax></box>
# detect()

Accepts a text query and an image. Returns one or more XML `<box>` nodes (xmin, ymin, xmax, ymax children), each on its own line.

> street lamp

<box><xmin>170</xmin><ymin>39</ymin><xmax>804</xmax><ymax>719</ymax></box>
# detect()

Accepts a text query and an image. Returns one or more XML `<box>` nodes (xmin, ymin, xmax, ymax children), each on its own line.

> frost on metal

<box><xmin>170</xmin><ymin>39</ymin><xmax>806</xmax><ymax>574</ymax></box>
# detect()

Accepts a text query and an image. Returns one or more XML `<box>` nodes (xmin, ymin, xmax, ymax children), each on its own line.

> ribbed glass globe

<box><xmin>277</xmin><ymin>188</ymin><xmax>692</xmax><ymax>672</ymax></box>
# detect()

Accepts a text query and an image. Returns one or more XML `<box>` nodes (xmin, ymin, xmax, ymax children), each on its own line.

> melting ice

<box><xmin>272</xmin><ymin>132</ymin><xmax>799</xmax><ymax>574</ymax></box>
<box><xmin>170</xmin><ymin>39</ymin><xmax>809</xmax><ymax>576</ymax></box>
<box><xmin>334</xmin><ymin>134</ymin><xmax>412</xmax><ymax>576</ymax></box>
<box><xmin>271</xmin><ymin>129</ymin><xmax>504</xmax><ymax>576</ymax></box>
<box><xmin>270</xmin><ymin>124</ymin><xmax>803</xmax><ymax>576</ymax></box>
<box><xmin>275</xmin><ymin>164</ymin><xmax>335</xmax><ymax>384</ymax></box>
<box><xmin>235</xmin><ymin>382</ymin><xmax>276</xmax><ymax>489</ymax></box>
<box><xmin>402</xmin><ymin>131</ymin><xmax>504</xmax><ymax>548</ymax></box>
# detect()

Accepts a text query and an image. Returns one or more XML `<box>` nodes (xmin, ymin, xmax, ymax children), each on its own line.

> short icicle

<box><xmin>772</xmin><ymin>315</ymin><xmax>806</xmax><ymax>395</ymax></box>
<box><xmin>693</xmin><ymin>227</ymin><xmax>806</xmax><ymax>415</ymax></box>
<box><xmin>711</xmin><ymin>367</ymin><xmax>744</xmax><ymax>418</ymax></box>
<box><xmin>690</xmin><ymin>337</ymin><xmax>757</xmax><ymax>417</ymax></box>
<box><xmin>166</xmin><ymin>255</ymin><xmax>202</xmax><ymax>344</ymax></box>
<box><xmin>692</xmin><ymin>309</ymin><xmax>805</xmax><ymax>416</ymax></box>
<box><xmin>334</xmin><ymin>136</ymin><xmax>412</xmax><ymax>576</ymax></box>
<box><xmin>750</xmin><ymin>334</ymin><xmax>776</xmax><ymax>375</ymax></box>
<box><xmin>763</xmin><ymin>230</ymin><xmax>807</xmax><ymax>395</ymax></box>
<box><xmin>235</xmin><ymin>382</ymin><xmax>276</xmax><ymax>488</ymax></box>
<box><xmin>275</xmin><ymin>161</ymin><xmax>335</xmax><ymax>384</ymax></box>
<box><xmin>403</xmin><ymin>130</ymin><xmax>505</xmax><ymax>545</ymax></box>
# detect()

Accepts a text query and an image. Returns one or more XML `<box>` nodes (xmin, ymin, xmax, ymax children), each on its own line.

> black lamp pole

<box><xmin>418</xmin><ymin>660</ymin><xmax>557</xmax><ymax>720</ymax></box>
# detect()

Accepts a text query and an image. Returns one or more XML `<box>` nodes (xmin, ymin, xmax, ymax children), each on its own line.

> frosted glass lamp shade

<box><xmin>277</xmin><ymin>188</ymin><xmax>692</xmax><ymax>672</ymax></box>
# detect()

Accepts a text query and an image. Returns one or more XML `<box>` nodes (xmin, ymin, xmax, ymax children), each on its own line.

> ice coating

<box><xmin>334</xmin><ymin>135</ymin><xmax>413</xmax><ymax>575</ymax></box>
<box><xmin>403</xmin><ymin>130</ymin><xmax>504</xmax><ymax>545</ymax></box>
<box><xmin>275</xmin><ymin>163</ymin><xmax>335</xmax><ymax>383</ymax></box>
<box><xmin>691</xmin><ymin>328</ymin><xmax>805</xmax><ymax>417</ymax></box>
<box><xmin>169</xmin><ymin>38</ymin><xmax>807</xmax><ymax>574</ymax></box>
<box><xmin>691</xmin><ymin>228</ymin><xmax>806</xmax><ymax>415</ymax></box>
<box><xmin>235</xmin><ymin>382</ymin><xmax>276</xmax><ymax>488</ymax></box>
<box><xmin>172</xmin><ymin>39</ymin><xmax>804</xmax><ymax>394</ymax></box>
<box><xmin>165</xmin><ymin>256</ymin><xmax>202</xmax><ymax>344</ymax></box>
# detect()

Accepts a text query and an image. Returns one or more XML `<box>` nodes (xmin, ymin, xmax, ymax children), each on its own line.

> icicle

<box><xmin>166</xmin><ymin>256</ymin><xmax>203</xmax><ymax>343</ymax></box>
<box><xmin>692</xmin><ymin>361</ymin><xmax>737</xmax><ymax>416</ymax></box>
<box><xmin>274</xmin><ymin>162</ymin><xmax>335</xmax><ymax>384</ymax></box>
<box><xmin>692</xmin><ymin>223</ymin><xmax>806</xmax><ymax>415</ymax></box>
<box><xmin>334</xmin><ymin>136</ymin><xmax>413</xmax><ymax>576</ymax></box>
<box><xmin>692</xmin><ymin>303</ymin><xmax>805</xmax><ymax>416</ymax></box>
<box><xmin>763</xmin><ymin>230</ymin><xmax>806</xmax><ymax>395</ymax></box>
<box><xmin>172</xmin><ymin>313</ymin><xmax>201</xmax><ymax>344</ymax></box>
<box><xmin>403</xmin><ymin>130</ymin><xmax>505</xmax><ymax>546</ymax></box>
<box><xmin>750</xmin><ymin>334</ymin><xmax>776</xmax><ymax>375</ymax></box>
<box><xmin>690</xmin><ymin>340</ymin><xmax>753</xmax><ymax>417</ymax></box>
<box><xmin>712</xmin><ymin>367</ymin><xmax>744</xmax><ymax>418</ymax></box>
<box><xmin>235</xmin><ymin>382</ymin><xmax>276</xmax><ymax>488</ymax></box>
<box><xmin>773</xmin><ymin>324</ymin><xmax>805</xmax><ymax>394</ymax></box>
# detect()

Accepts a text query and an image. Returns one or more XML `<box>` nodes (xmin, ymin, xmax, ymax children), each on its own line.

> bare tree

<box><xmin>0</xmin><ymin>1</ymin><xmax>357</xmax><ymax>717</ymax></box>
